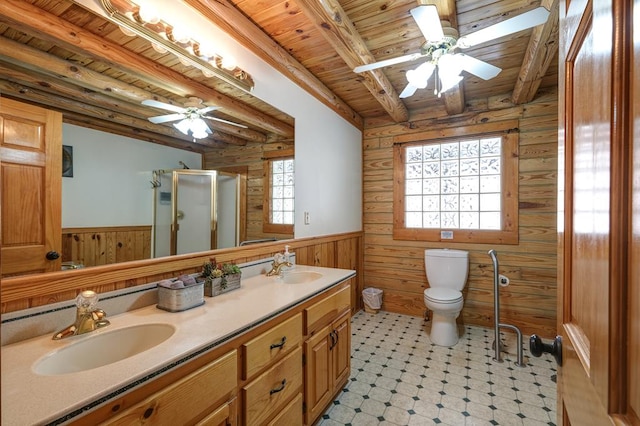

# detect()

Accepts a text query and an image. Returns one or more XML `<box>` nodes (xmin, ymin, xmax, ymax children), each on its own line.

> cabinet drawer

<box><xmin>104</xmin><ymin>350</ymin><xmax>237</xmax><ymax>425</ymax></box>
<box><xmin>305</xmin><ymin>284</ymin><xmax>350</xmax><ymax>334</ymax></box>
<box><xmin>242</xmin><ymin>313</ymin><xmax>302</xmax><ymax>379</ymax></box>
<box><xmin>266</xmin><ymin>392</ymin><xmax>302</xmax><ymax>426</ymax></box>
<box><xmin>242</xmin><ymin>346</ymin><xmax>302</xmax><ymax>425</ymax></box>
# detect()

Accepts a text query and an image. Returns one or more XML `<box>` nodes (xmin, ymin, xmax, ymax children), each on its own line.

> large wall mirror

<box><xmin>0</xmin><ymin>1</ymin><xmax>295</xmax><ymax>278</ymax></box>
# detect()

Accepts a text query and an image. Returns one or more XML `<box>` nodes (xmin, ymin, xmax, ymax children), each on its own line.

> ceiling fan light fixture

<box><xmin>439</xmin><ymin>73</ymin><xmax>463</xmax><ymax>94</ymax></box>
<box><xmin>173</xmin><ymin>119</ymin><xmax>191</xmax><ymax>135</ymax></box>
<box><xmin>406</xmin><ymin>62</ymin><xmax>435</xmax><ymax>88</ymax></box>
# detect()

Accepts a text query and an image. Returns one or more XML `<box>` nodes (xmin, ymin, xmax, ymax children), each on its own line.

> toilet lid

<box><xmin>424</xmin><ymin>288</ymin><xmax>463</xmax><ymax>303</ymax></box>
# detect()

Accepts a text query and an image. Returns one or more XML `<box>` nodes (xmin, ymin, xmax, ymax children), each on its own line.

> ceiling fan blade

<box><xmin>410</xmin><ymin>5</ymin><xmax>444</xmax><ymax>42</ymax></box>
<box><xmin>198</xmin><ymin>106</ymin><xmax>221</xmax><ymax>114</ymax></box>
<box><xmin>457</xmin><ymin>6</ymin><xmax>550</xmax><ymax>48</ymax></box>
<box><xmin>203</xmin><ymin>116</ymin><xmax>248</xmax><ymax>129</ymax></box>
<box><xmin>399</xmin><ymin>84</ymin><xmax>418</xmax><ymax>99</ymax></box>
<box><xmin>141</xmin><ymin>99</ymin><xmax>186</xmax><ymax>113</ymax></box>
<box><xmin>148</xmin><ymin>113</ymin><xmax>185</xmax><ymax>124</ymax></box>
<box><xmin>354</xmin><ymin>52</ymin><xmax>424</xmax><ymax>73</ymax></box>
<box><xmin>454</xmin><ymin>54</ymin><xmax>502</xmax><ymax>80</ymax></box>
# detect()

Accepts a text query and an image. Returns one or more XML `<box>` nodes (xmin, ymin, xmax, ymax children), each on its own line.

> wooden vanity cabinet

<box><xmin>303</xmin><ymin>284</ymin><xmax>352</xmax><ymax>425</ymax></box>
<box><xmin>71</xmin><ymin>278</ymin><xmax>352</xmax><ymax>426</ymax></box>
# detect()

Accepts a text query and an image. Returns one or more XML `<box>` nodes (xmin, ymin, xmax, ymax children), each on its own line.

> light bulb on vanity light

<box><xmin>220</xmin><ymin>55</ymin><xmax>237</xmax><ymax>70</ymax></box>
<box><xmin>119</xmin><ymin>25</ymin><xmax>137</xmax><ymax>37</ymax></box>
<box><xmin>167</xmin><ymin>26</ymin><xmax>191</xmax><ymax>44</ymax></box>
<box><xmin>135</xmin><ymin>2</ymin><xmax>160</xmax><ymax>24</ymax></box>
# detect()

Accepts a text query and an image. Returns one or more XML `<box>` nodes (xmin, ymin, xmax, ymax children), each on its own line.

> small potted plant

<box><xmin>200</xmin><ymin>257</ymin><xmax>242</xmax><ymax>297</ymax></box>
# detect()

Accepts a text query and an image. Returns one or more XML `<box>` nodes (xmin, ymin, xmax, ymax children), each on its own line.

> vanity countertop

<box><xmin>1</xmin><ymin>265</ymin><xmax>355</xmax><ymax>425</ymax></box>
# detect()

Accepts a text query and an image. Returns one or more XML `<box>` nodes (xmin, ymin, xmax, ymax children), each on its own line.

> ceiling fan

<box><xmin>142</xmin><ymin>97</ymin><xmax>247</xmax><ymax>139</ymax></box>
<box><xmin>353</xmin><ymin>5</ymin><xmax>550</xmax><ymax>99</ymax></box>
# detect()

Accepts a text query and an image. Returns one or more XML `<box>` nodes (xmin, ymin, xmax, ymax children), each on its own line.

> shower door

<box><xmin>171</xmin><ymin>170</ymin><xmax>216</xmax><ymax>256</ymax></box>
<box><xmin>153</xmin><ymin>170</ymin><xmax>240</xmax><ymax>257</ymax></box>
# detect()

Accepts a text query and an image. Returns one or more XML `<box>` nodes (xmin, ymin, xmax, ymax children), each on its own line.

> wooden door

<box><xmin>1</xmin><ymin>98</ymin><xmax>62</xmax><ymax>277</ymax></box>
<box><xmin>558</xmin><ymin>0</ymin><xmax>638</xmax><ymax>424</ymax></box>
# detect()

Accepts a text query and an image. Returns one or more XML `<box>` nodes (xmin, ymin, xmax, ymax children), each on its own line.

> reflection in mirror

<box><xmin>152</xmin><ymin>169</ymin><xmax>242</xmax><ymax>258</ymax></box>
<box><xmin>0</xmin><ymin>1</ymin><xmax>295</xmax><ymax>278</ymax></box>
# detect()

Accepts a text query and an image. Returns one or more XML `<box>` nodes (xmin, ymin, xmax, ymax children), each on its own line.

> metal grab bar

<box><xmin>239</xmin><ymin>238</ymin><xmax>278</xmax><ymax>246</ymax></box>
<box><xmin>488</xmin><ymin>249</ymin><xmax>525</xmax><ymax>367</ymax></box>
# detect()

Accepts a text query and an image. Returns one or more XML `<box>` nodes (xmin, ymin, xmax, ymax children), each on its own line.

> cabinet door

<box><xmin>1</xmin><ymin>98</ymin><xmax>62</xmax><ymax>277</ymax></box>
<box><xmin>331</xmin><ymin>312</ymin><xmax>350</xmax><ymax>388</ymax></box>
<box><xmin>196</xmin><ymin>397</ymin><xmax>237</xmax><ymax>426</ymax></box>
<box><xmin>304</xmin><ymin>325</ymin><xmax>332</xmax><ymax>424</ymax></box>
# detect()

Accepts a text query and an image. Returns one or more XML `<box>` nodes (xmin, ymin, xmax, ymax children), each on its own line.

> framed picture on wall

<box><xmin>62</xmin><ymin>145</ymin><xmax>73</xmax><ymax>177</ymax></box>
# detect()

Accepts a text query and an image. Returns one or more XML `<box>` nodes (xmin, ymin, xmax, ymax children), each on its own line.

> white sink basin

<box><xmin>281</xmin><ymin>271</ymin><xmax>323</xmax><ymax>284</ymax></box>
<box><xmin>33</xmin><ymin>323</ymin><xmax>175</xmax><ymax>375</ymax></box>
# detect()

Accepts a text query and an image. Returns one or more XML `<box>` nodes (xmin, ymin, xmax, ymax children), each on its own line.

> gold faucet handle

<box><xmin>91</xmin><ymin>309</ymin><xmax>107</xmax><ymax>321</ymax></box>
<box><xmin>76</xmin><ymin>290</ymin><xmax>98</xmax><ymax>311</ymax></box>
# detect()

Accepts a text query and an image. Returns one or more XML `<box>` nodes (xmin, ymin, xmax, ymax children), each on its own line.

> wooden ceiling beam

<box><xmin>0</xmin><ymin>0</ymin><xmax>293</xmax><ymax>139</ymax></box>
<box><xmin>0</xmin><ymin>38</ymin><xmax>259</xmax><ymax>144</ymax></box>
<box><xmin>0</xmin><ymin>76</ymin><xmax>246</xmax><ymax>148</ymax></box>
<box><xmin>183</xmin><ymin>0</ymin><xmax>364</xmax><ymax>130</ymax></box>
<box><xmin>511</xmin><ymin>0</ymin><xmax>559</xmax><ymax>104</ymax></box>
<box><xmin>295</xmin><ymin>0</ymin><xmax>409</xmax><ymax>123</ymax></box>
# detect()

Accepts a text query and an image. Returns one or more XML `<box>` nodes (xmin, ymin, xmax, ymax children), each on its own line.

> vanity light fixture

<box><xmin>100</xmin><ymin>0</ymin><xmax>254</xmax><ymax>92</ymax></box>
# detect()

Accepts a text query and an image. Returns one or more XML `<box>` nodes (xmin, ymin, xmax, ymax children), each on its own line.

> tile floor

<box><xmin>321</xmin><ymin>311</ymin><xmax>557</xmax><ymax>426</ymax></box>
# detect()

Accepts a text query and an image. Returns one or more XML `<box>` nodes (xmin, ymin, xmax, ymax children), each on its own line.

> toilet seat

<box><xmin>424</xmin><ymin>288</ymin><xmax>463</xmax><ymax>304</ymax></box>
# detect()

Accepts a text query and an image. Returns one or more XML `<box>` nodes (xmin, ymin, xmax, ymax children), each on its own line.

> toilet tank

<box><xmin>425</xmin><ymin>249</ymin><xmax>469</xmax><ymax>290</ymax></box>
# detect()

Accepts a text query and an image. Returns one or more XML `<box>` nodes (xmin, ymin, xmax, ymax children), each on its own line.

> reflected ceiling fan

<box><xmin>353</xmin><ymin>5</ymin><xmax>550</xmax><ymax>98</ymax></box>
<box><xmin>142</xmin><ymin>97</ymin><xmax>247</xmax><ymax>139</ymax></box>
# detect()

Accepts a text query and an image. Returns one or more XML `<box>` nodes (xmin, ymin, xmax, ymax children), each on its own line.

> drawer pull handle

<box><xmin>270</xmin><ymin>336</ymin><xmax>287</xmax><ymax>350</ymax></box>
<box><xmin>270</xmin><ymin>379</ymin><xmax>287</xmax><ymax>395</ymax></box>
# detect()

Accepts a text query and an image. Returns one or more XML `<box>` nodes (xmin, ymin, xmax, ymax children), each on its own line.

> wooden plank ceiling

<box><xmin>0</xmin><ymin>0</ymin><xmax>558</xmax><ymax>152</ymax></box>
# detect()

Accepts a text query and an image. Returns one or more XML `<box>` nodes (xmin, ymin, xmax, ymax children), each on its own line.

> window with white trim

<box><xmin>393</xmin><ymin>125</ymin><xmax>519</xmax><ymax>244</ymax></box>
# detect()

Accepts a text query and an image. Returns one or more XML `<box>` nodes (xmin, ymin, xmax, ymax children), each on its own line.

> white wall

<box><xmin>61</xmin><ymin>124</ymin><xmax>202</xmax><ymax>227</ymax></box>
<box><xmin>75</xmin><ymin>0</ymin><xmax>363</xmax><ymax>237</ymax></box>
<box><xmin>186</xmin><ymin>5</ymin><xmax>364</xmax><ymax>238</ymax></box>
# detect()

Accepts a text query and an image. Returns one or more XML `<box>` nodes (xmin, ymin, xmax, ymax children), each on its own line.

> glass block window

<box><xmin>270</xmin><ymin>158</ymin><xmax>294</xmax><ymax>225</ymax></box>
<box><xmin>393</xmin><ymin>126</ymin><xmax>519</xmax><ymax>244</ymax></box>
<box><xmin>404</xmin><ymin>137</ymin><xmax>502</xmax><ymax>230</ymax></box>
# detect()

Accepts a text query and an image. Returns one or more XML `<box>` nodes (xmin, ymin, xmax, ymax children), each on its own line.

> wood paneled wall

<box><xmin>62</xmin><ymin>226</ymin><xmax>151</xmax><ymax>268</ymax></box>
<box><xmin>1</xmin><ymin>232</ymin><xmax>363</xmax><ymax>315</ymax></box>
<box><xmin>203</xmin><ymin>142</ymin><xmax>294</xmax><ymax>243</ymax></box>
<box><xmin>362</xmin><ymin>88</ymin><xmax>558</xmax><ymax>338</ymax></box>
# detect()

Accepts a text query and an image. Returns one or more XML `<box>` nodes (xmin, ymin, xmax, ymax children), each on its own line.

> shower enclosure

<box><xmin>152</xmin><ymin>169</ymin><xmax>242</xmax><ymax>258</ymax></box>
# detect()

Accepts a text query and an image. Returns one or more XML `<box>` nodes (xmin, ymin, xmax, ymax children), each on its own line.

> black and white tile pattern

<box><xmin>321</xmin><ymin>311</ymin><xmax>557</xmax><ymax>426</ymax></box>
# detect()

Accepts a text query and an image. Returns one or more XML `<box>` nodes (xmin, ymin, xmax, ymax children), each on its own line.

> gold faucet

<box><xmin>266</xmin><ymin>256</ymin><xmax>293</xmax><ymax>277</ymax></box>
<box><xmin>52</xmin><ymin>290</ymin><xmax>110</xmax><ymax>340</ymax></box>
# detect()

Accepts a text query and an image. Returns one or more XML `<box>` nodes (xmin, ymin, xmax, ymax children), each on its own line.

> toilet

<box><xmin>423</xmin><ymin>249</ymin><xmax>469</xmax><ymax>347</ymax></box>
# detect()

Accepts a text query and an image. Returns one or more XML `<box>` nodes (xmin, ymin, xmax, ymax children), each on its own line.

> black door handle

<box><xmin>46</xmin><ymin>251</ymin><xmax>60</xmax><ymax>260</ymax></box>
<box><xmin>529</xmin><ymin>334</ymin><xmax>562</xmax><ymax>366</ymax></box>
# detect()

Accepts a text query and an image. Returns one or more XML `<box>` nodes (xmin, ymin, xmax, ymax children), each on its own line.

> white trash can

<box><xmin>362</xmin><ymin>287</ymin><xmax>383</xmax><ymax>314</ymax></box>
